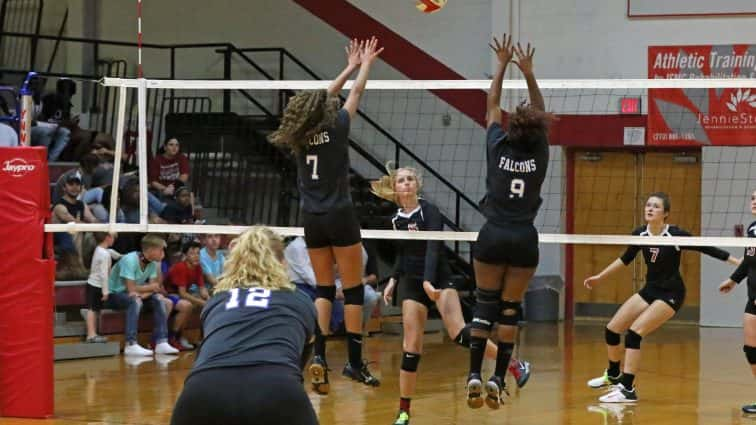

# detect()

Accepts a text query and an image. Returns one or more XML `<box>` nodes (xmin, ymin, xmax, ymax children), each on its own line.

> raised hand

<box><xmin>359</xmin><ymin>36</ymin><xmax>384</xmax><ymax>64</ymax></box>
<box><xmin>489</xmin><ymin>33</ymin><xmax>514</xmax><ymax>66</ymax></box>
<box><xmin>513</xmin><ymin>42</ymin><xmax>535</xmax><ymax>75</ymax></box>
<box><xmin>346</xmin><ymin>38</ymin><xmax>363</xmax><ymax>67</ymax></box>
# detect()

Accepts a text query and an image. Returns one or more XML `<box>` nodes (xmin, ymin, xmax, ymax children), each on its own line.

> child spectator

<box><xmin>84</xmin><ymin>232</ymin><xmax>122</xmax><ymax>343</ymax></box>
<box><xmin>165</xmin><ymin>241</ymin><xmax>208</xmax><ymax>350</ymax></box>
<box><xmin>199</xmin><ymin>234</ymin><xmax>225</xmax><ymax>290</ymax></box>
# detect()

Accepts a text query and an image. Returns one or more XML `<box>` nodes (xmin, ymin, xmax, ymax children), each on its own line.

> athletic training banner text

<box><xmin>648</xmin><ymin>44</ymin><xmax>756</xmax><ymax>146</ymax></box>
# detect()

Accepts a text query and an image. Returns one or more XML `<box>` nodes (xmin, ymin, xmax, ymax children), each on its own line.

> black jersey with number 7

<box><xmin>480</xmin><ymin>122</ymin><xmax>549</xmax><ymax>224</ymax></box>
<box><xmin>295</xmin><ymin>109</ymin><xmax>352</xmax><ymax>214</ymax></box>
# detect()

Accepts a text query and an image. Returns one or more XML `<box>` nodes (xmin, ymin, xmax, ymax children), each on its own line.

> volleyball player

<box><xmin>170</xmin><ymin>227</ymin><xmax>318</xmax><ymax>425</ymax></box>
<box><xmin>269</xmin><ymin>37</ymin><xmax>383</xmax><ymax>394</ymax></box>
<box><xmin>584</xmin><ymin>192</ymin><xmax>740</xmax><ymax>403</ymax></box>
<box><xmin>466</xmin><ymin>35</ymin><xmax>552</xmax><ymax>409</ymax></box>
<box><xmin>372</xmin><ymin>165</ymin><xmax>531</xmax><ymax>424</ymax></box>
<box><xmin>718</xmin><ymin>189</ymin><xmax>756</xmax><ymax>413</ymax></box>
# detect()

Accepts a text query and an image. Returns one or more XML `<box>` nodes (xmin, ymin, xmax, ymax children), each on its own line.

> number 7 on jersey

<box><xmin>306</xmin><ymin>155</ymin><xmax>319</xmax><ymax>180</ymax></box>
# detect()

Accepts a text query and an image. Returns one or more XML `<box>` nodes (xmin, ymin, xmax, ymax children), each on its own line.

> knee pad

<box><xmin>744</xmin><ymin>345</ymin><xmax>756</xmax><ymax>365</ymax></box>
<box><xmin>401</xmin><ymin>352</ymin><xmax>421</xmax><ymax>372</ymax></box>
<box><xmin>454</xmin><ymin>324</ymin><xmax>471</xmax><ymax>348</ymax></box>
<box><xmin>499</xmin><ymin>301</ymin><xmax>522</xmax><ymax>326</ymax></box>
<box><xmin>343</xmin><ymin>284</ymin><xmax>365</xmax><ymax>306</ymax></box>
<box><xmin>315</xmin><ymin>285</ymin><xmax>336</xmax><ymax>302</ymax></box>
<box><xmin>605</xmin><ymin>327</ymin><xmax>621</xmax><ymax>346</ymax></box>
<box><xmin>471</xmin><ymin>288</ymin><xmax>500</xmax><ymax>332</ymax></box>
<box><xmin>625</xmin><ymin>329</ymin><xmax>642</xmax><ymax>350</ymax></box>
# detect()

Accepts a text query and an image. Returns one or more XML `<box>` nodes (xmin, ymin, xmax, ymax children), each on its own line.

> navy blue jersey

<box><xmin>190</xmin><ymin>287</ymin><xmax>317</xmax><ymax>379</ymax></box>
<box><xmin>296</xmin><ymin>109</ymin><xmax>352</xmax><ymax>214</ymax></box>
<box><xmin>731</xmin><ymin>221</ymin><xmax>756</xmax><ymax>299</ymax></box>
<box><xmin>481</xmin><ymin>122</ymin><xmax>549</xmax><ymax>224</ymax></box>
<box><xmin>390</xmin><ymin>199</ymin><xmax>449</xmax><ymax>283</ymax></box>
<box><xmin>620</xmin><ymin>225</ymin><xmax>731</xmax><ymax>290</ymax></box>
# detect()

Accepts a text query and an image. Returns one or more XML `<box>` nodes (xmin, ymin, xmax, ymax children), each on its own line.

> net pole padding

<box><xmin>108</xmin><ymin>86</ymin><xmax>128</xmax><ymax>224</ymax></box>
<box><xmin>101</xmin><ymin>77</ymin><xmax>756</xmax><ymax>90</ymax></box>
<box><xmin>137</xmin><ymin>79</ymin><xmax>148</xmax><ymax>225</ymax></box>
<box><xmin>41</xmin><ymin>223</ymin><xmax>756</xmax><ymax>247</ymax></box>
<box><xmin>18</xmin><ymin>72</ymin><xmax>37</xmax><ymax>147</ymax></box>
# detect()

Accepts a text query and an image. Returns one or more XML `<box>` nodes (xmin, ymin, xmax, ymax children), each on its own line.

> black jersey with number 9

<box><xmin>295</xmin><ymin>109</ymin><xmax>352</xmax><ymax>214</ymax></box>
<box><xmin>481</xmin><ymin>122</ymin><xmax>549</xmax><ymax>224</ymax></box>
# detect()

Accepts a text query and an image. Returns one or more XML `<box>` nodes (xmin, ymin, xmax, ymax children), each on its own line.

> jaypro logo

<box><xmin>2</xmin><ymin>158</ymin><xmax>36</xmax><ymax>177</ymax></box>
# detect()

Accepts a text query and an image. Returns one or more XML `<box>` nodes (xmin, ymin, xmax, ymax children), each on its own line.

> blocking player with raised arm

<box><xmin>372</xmin><ymin>164</ymin><xmax>532</xmax><ymax>425</ymax></box>
<box><xmin>170</xmin><ymin>227</ymin><xmax>319</xmax><ymax>425</ymax></box>
<box><xmin>466</xmin><ymin>35</ymin><xmax>553</xmax><ymax>409</ymax></box>
<box><xmin>269</xmin><ymin>37</ymin><xmax>384</xmax><ymax>393</ymax></box>
<box><xmin>718</xmin><ymin>189</ymin><xmax>756</xmax><ymax>414</ymax></box>
<box><xmin>584</xmin><ymin>192</ymin><xmax>740</xmax><ymax>403</ymax></box>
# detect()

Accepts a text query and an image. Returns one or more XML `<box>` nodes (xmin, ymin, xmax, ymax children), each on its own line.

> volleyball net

<box><xmin>40</xmin><ymin>77</ymin><xmax>756</xmax><ymax>249</ymax></box>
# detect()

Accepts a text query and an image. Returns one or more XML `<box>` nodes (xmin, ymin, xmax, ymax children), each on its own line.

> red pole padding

<box><xmin>0</xmin><ymin>147</ymin><xmax>54</xmax><ymax>418</ymax></box>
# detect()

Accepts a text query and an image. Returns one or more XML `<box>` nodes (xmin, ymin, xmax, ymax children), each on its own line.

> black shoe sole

<box><xmin>309</xmin><ymin>363</ymin><xmax>329</xmax><ymax>395</ymax></box>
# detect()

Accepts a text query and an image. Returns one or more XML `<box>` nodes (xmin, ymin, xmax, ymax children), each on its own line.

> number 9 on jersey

<box><xmin>510</xmin><ymin>179</ymin><xmax>525</xmax><ymax>199</ymax></box>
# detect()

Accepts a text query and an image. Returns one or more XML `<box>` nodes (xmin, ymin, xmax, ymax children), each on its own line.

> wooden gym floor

<box><xmin>1</xmin><ymin>322</ymin><xmax>755</xmax><ymax>425</ymax></box>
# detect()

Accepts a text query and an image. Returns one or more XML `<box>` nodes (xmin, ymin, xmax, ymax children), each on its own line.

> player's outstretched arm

<box><xmin>486</xmin><ymin>33</ymin><xmax>513</xmax><ymax>128</ymax></box>
<box><xmin>343</xmin><ymin>37</ymin><xmax>384</xmax><ymax>119</ymax></box>
<box><xmin>513</xmin><ymin>42</ymin><xmax>545</xmax><ymax>112</ymax></box>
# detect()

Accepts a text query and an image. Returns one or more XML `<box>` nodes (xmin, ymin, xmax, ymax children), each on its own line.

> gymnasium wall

<box><xmin>76</xmin><ymin>1</ymin><xmax>755</xmax><ymax>289</ymax></box>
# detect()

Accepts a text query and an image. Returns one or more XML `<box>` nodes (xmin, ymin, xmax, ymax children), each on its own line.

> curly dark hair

<box><xmin>268</xmin><ymin>90</ymin><xmax>340</xmax><ymax>155</ymax></box>
<box><xmin>507</xmin><ymin>105</ymin><xmax>555</xmax><ymax>150</ymax></box>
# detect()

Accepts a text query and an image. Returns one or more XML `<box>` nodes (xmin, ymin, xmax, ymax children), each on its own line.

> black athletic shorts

<box><xmin>473</xmin><ymin>220</ymin><xmax>539</xmax><ymax>268</ymax></box>
<box><xmin>400</xmin><ymin>275</ymin><xmax>456</xmax><ymax>310</ymax></box>
<box><xmin>638</xmin><ymin>284</ymin><xmax>685</xmax><ymax>312</ymax></box>
<box><xmin>746</xmin><ymin>298</ymin><xmax>756</xmax><ymax>316</ymax></box>
<box><xmin>303</xmin><ymin>206</ymin><xmax>361</xmax><ymax>249</ymax></box>
<box><xmin>170</xmin><ymin>365</ymin><xmax>318</xmax><ymax>425</ymax></box>
<box><xmin>86</xmin><ymin>285</ymin><xmax>104</xmax><ymax>312</ymax></box>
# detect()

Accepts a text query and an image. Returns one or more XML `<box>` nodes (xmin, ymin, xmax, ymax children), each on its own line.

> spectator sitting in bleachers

<box><xmin>199</xmin><ymin>233</ymin><xmax>225</xmax><ymax>290</ymax></box>
<box><xmin>160</xmin><ymin>186</ymin><xmax>195</xmax><ymax>224</ymax></box>
<box><xmin>29</xmin><ymin>76</ymin><xmax>71</xmax><ymax>161</ymax></box>
<box><xmin>53</xmin><ymin>153</ymin><xmax>112</xmax><ymax>222</ymax></box>
<box><xmin>44</xmin><ymin>78</ymin><xmax>117</xmax><ymax>163</ymax></box>
<box><xmin>0</xmin><ymin>96</ymin><xmax>17</xmax><ymax>147</ymax></box>
<box><xmin>284</xmin><ymin>236</ymin><xmax>379</xmax><ymax>335</ymax></box>
<box><xmin>149</xmin><ymin>137</ymin><xmax>189</xmax><ymax>200</ymax></box>
<box><xmin>165</xmin><ymin>241</ymin><xmax>209</xmax><ymax>350</ymax></box>
<box><xmin>0</xmin><ymin>122</ymin><xmax>18</xmax><ymax>147</ymax></box>
<box><xmin>105</xmin><ymin>235</ymin><xmax>179</xmax><ymax>356</ymax></box>
<box><xmin>85</xmin><ymin>232</ymin><xmax>122</xmax><ymax>343</ymax></box>
<box><xmin>52</xmin><ymin>172</ymin><xmax>98</xmax><ymax>280</ymax></box>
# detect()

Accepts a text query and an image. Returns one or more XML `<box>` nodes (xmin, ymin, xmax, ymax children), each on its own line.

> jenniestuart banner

<box><xmin>648</xmin><ymin>44</ymin><xmax>756</xmax><ymax>146</ymax></box>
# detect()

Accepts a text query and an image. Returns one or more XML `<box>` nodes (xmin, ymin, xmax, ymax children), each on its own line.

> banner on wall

<box><xmin>647</xmin><ymin>44</ymin><xmax>756</xmax><ymax>146</ymax></box>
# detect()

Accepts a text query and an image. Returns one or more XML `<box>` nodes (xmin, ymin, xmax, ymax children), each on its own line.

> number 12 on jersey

<box><xmin>225</xmin><ymin>288</ymin><xmax>271</xmax><ymax>310</ymax></box>
<box><xmin>306</xmin><ymin>155</ymin><xmax>319</xmax><ymax>180</ymax></box>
